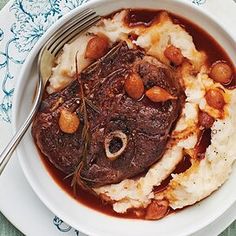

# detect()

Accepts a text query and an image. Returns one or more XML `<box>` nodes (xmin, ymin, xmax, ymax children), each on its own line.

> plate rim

<box><xmin>12</xmin><ymin>1</ymin><xmax>236</xmax><ymax>235</ymax></box>
<box><xmin>1</xmin><ymin>0</ymin><xmax>234</xmax><ymax>235</ymax></box>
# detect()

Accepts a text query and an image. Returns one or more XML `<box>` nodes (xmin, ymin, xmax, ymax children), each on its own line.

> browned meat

<box><xmin>32</xmin><ymin>42</ymin><xmax>184</xmax><ymax>188</ymax></box>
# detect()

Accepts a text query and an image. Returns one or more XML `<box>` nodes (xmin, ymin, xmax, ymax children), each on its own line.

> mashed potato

<box><xmin>166</xmin><ymin>91</ymin><xmax>236</xmax><ymax>208</ymax></box>
<box><xmin>47</xmin><ymin>10</ymin><xmax>235</xmax><ymax>214</ymax></box>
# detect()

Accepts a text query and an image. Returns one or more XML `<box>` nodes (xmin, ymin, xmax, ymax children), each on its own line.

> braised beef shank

<box><xmin>32</xmin><ymin>42</ymin><xmax>183</xmax><ymax>188</ymax></box>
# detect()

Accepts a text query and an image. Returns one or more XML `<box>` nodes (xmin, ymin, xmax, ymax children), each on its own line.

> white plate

<box><xmin>0</xmin><ymin>0</ymin><xmax>235</xmax><ymax>235</ymax></box>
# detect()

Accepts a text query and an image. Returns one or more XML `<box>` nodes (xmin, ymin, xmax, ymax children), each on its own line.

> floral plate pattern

<box><xmin>0</xmin><ymin>0</ymin><xmax>235</xmax><ymax>235</ymax></box>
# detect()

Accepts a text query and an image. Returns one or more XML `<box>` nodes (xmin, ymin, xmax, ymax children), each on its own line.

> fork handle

<box><xmin>0</xmin><ymin>75</ymin><xmax>43</xmax><ymax>175</ymax></box>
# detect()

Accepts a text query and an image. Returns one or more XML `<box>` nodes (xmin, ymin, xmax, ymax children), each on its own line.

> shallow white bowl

<box><xmin>12</xmin><ymin>0</ymin><xmax>236</xmax><ymax>235</ymax></box>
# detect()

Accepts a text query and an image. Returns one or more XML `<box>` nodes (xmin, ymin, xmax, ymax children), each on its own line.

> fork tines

<box><xmin>47</xmin><ymin>9</ymin><xmax>101</xmax><ymax>56</ymax></box>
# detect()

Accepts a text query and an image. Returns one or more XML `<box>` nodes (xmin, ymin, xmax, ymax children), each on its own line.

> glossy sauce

<box><xmin>126</xmin><ymin>9</ymin><xmax>235</xmax><ymax>86</ymax></box>
<box><xmin>40</xmin><ymin>148</ymin><xmax>140</xmax><ymax>219</ymax></box>
<box><xmin>154</xmin><ymin>155</ymin><xmax>192</xmax><ymax>193</ymax></box>
<box><xmin>40</xmin><ymin>9</ymin><xmax>235</xmax><ymax>219</ymax></box>
<box><xmin>40</xmin><ymin>148</ymin><xmax>192</xmax><ymax>219</ymax></box>
<box><xmin>126</xmin><ymin>9</ymin><xmax>160</xmax><ymax>27</ymax></box>
<box><xmin>195</xmin><ymin>129</ymin><xmax>212</xmax><ymax>160</ymax></box>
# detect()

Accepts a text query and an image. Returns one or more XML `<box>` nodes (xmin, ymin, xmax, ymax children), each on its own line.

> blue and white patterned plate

<box><xmin>0</xmin><ymin>0</ymin><xmax>235</xmax><ymax>235</ymax></box>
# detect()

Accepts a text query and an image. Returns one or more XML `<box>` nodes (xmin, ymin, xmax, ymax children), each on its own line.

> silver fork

<box><xmin>0</xmin><ymin>9</ymin><xmax>101</xmax><ymax>175</ymax></box>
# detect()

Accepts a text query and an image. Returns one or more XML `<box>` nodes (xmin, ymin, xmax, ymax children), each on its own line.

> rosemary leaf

<box><xmin>85</xmin><ymin>97</ymin><xmax>100</xmax><ymax>113</ymax></box>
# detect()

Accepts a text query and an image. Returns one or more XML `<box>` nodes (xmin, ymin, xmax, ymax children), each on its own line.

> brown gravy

<box><xmin>126</xmin><ymin>9</ymin><xmax>160</xmax><ymax>27</ymax></box>
<box><xmin>40</xmin><ymin>9</ymin><xmax>235</xmax><ymax>219</ymax></box>
<box><xmin>40</xmin><ymin>149</ymin><xmax>139</xmax><ymax>218</ymax></box>
<box><xmin>126</xmin><ymin>9</ymin><xmax>234</xmax><ymax>68</ymax></box>
<box><xmin>153</xmin><ymin>155</ymin><xmax>192</xmax><ymax>194</ymax></box>
<box><xmin>40</xmin><ymin>148</ymin><xmax>192</xmax><ymax>219</ymax></box>
<box><xmin>195</xmin><ymin>129</ymin><xmax>212</xmax><ymax>160</ymax></box>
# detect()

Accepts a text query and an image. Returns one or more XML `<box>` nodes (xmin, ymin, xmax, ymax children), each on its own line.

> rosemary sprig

<box><xmin>66</xmin><ymin>52</ymin><xmax>101</xmax><ymax>194</ymax></box>
<box><xmin>71</xmin><ymin>52</ymin><xmax>91</xmax><ymax>193</ymax></box>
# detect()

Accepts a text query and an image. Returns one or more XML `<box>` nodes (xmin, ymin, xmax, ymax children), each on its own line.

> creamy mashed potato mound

<box><xmin>48</xmin><ymin>10</ymin><xmax>235</xmax><ymax>214</ymax></box>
